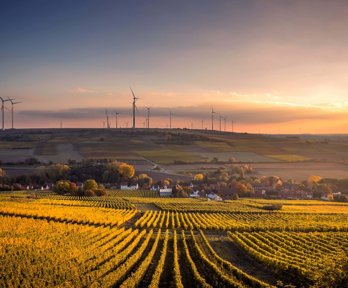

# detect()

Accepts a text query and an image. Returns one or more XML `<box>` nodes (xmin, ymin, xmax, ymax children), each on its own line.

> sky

<box><xmin>1</xmin><ymin>0</ymin><xmax>348</xmax><ymax>133</ymax></box>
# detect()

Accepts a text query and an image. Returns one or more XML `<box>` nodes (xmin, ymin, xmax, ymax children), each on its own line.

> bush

<box><xmin>95</xmin><ymin>188</ymin><xmax>106</xmax><ymax>196</ymax></box>
<box><xmin>83</xmin><ymin>179</ymin><xmax>98</xmax><ymax>191</ymax></box>
<box><xmin>262</xmin><ymin>204</ymin><xmax>282</xmax><ymax>211</ymax></box>
<box><xmin>53</xmin><ymin>180</ymin><xmax>77</xmax><ymax>195</ymax></box>
<box><xmin>334</xmin><ymin>195</ymin><xmax>348</xmax><ymax>202</ymax></box>
<box><xmin>84</xmin><ymin>189</ymin><xmax>96</xmax><ymax>197</ymax></box>
<box><xmin>78</xmin><ymin>180</ymin><xmax>106</xmax><ymax>197</ymax></box>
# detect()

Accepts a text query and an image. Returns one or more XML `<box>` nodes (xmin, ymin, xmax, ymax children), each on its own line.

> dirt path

<box><xmin>134</xmin><ymin>203</ymin><xmax>161</xmax><ymax>211</ymax></box>
<box><xmin>206</xmin><ymin>234</ymin><xmax>281</xmax><ymax>285</ymax></box>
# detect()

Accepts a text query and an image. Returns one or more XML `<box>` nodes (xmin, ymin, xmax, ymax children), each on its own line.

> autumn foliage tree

<box><xmin>117</xmin><ymin>162</ymin><xmax>135</xmax><ymax>179</ymax></box>
<box><xmin>79</xmin><ymin>179</ymin><xmax>106</xmax><ymax>197</ymax></box>
<box><xmin>53</xmin><ymin>180</ymin><xmax>77</xmax><ymax>195</ymax></box>
<box><xmin>193</xmin><ymin>173</ymin><xmax>205</xmax><ymax>183</ymax></box>
<box><xmin>137</xmin><ymin>174</ymin><xmax>153</xmax><ymax>189</ymax></box>
<box><xmin>36</xmin><ymin>164</ymin><xmax>70</xmax><ymax>183</ymax></box>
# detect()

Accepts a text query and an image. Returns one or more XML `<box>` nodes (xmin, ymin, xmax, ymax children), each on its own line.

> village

<box><xmin>2</xmin><ymin>160</ymin><xmax>346</xmax><ymax>203</ymax></box>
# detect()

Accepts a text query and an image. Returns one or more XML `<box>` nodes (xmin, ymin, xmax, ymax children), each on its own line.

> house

<box><xmin>321</xmin><ymin>193</ymin><xmax>334</xmax><ymax>201</ymax></box>
<box><xmin>253</xmin><ymin>184</ymin><xmax>273</xmax><ymax>197</ymax></box>
<box><xmin>120</xmin><ymin>183</ymin><xmax>139</xmax><ymax>190</ymax></box>
<box><xmin>159</xmin><ymin>188</ymin><xmax>172</xmax><ymax>197</ymax></box>
<box><xmin>207</xmin><ymin>193</ymin><xmax>222</xmax><ymax>201</ymax></box>
<box><xmin>189</xmin><ymin>190</ymin><xmax>200</xmax><ymax>198</ymax></box>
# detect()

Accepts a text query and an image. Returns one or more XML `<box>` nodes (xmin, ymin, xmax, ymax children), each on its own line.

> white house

<box><xmin>159</xmin><ymin>188</ymin><xmax>172</xmax><ymax>197</ymax></box>
<box><xmin>207</xmin><ymin>193</ymin><xmax>222</xmax><ymax>201</ymax></box>
<box><xmin>120</xmin><ymin>184</ymin><xmax>139</xmax><ymax>190</ymax></box>
<box><xmin>190</xmin><ymin>191</ymin><xmax>200</xmax><ymax>198</ymax></box>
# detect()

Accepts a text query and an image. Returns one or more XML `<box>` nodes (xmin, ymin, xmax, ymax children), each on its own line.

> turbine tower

<box><xmin>105</xmin><ymin>109</ymin><xmax>110</xmax><ymax>129</ymax></box>
<box><xmin>211</xmin><ymin>107</ymin><xmax>217</xmax><ymax>131</ymax></box>
<box><xmin>219</xmin><ymin>114</ymin><xmax>222</xmax><ymax>131</ymax></box>
<box><xmin>145</xmin><ymin>107</ymin><xmax>151</xmax><ymax>128</ymax></box>
<box><xmin>8</xmin><ymin>98</ymin><xmax>21</xmax><ymax>129</ymax></box>
<box><xmin>114</xmin><ymin>111</ymin><xmax>120</xmax><ymax>129</ymax></box>
<box><xmin>0</xmin><ymin>97</ymin><xmax>12</xmax><ymax>131</ymax></box>
<box><xmin>130</xmin><ymin>87</ymin><xmax>139</xmax><ymax>129</ymax></box>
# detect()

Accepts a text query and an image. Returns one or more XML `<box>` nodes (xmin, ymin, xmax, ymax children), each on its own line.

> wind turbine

<box><xmin>211</xmin><ymin>107</ymin><xmax>217</xmax><ymax>131</ymax></box>
<box><xmin>145</xmin><ymin>107</ymin><xmax>151</xmax><ymax>128</ymax></box>
<box><xmin>105</xmin><ymin>109</ymin><xmax>111</xmax><ymax>129</ymax></box>
<box><xmin>114</xmin><ymin>111</ymin><xmax>120</xmax><ymax>129</ymax></box>
<box><xmin>223</xmin><ymin>116</ymin><xmax>227</xmax><ymax>131</ymax></box>
<box><xmin>0</xmin><ymin>97</ymin><xmax>12</xmax><ymax>131</ymax></box>
<box><xmin>218</xmin><ymin>113</ymin><xmax>223</xmax><ymax>131</ymax></box>
<box><xmin>8</xmin><ymin>98</ymin><xmax>21</xmax><ymax>129</ymax></box>
<box><xmin>130</xmin><ymin>87</ymin><xmax>140</xmax><ymax>129</ymax></box>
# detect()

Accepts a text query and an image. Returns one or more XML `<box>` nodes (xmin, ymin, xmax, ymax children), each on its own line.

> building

<box><xmin>207</xmin><ymin>193</ymin><xmax>222</xmax><ymax>201</ymax></box>
<box><xmin>159</xmin><ymin>188</ymin><xmax>172</xmax><ymax>197</ymax></box>
<box><xmin>120</xmin><ymin>184</ymin><xmax>139</xmax><ymax>190</ymax></box>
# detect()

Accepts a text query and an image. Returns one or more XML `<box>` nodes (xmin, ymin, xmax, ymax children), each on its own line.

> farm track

<box><xmin>138</xmin><ymin>237</ymin><xmax>164</xmax><ymax>287</ymax></box>
<box><xmin>134</xmin><ymin>203</ymin><xmax>161</xmax><ymax>211</ymax></box>
<box><xmin>117</xmin><ymin>237</ymin><xmax>156</xmax><ymax>286</ymax></box>
<box><xmin>206</xmin><ymin>234</ymin><xmax>281</xmax><ymax>286</ymax></box>
<box><xmin>121</xmin><ymin>211</ymin><xmax>143</xmax><ymax>229</ymax></box>
<box><xmin>159</xmin><ymin>238</ymin><xmax>174</xmax><ymax>287</ymax></box>
<box><xmin>186</xmin><ymin>237</ymin><xmax>219</xmax><ymax>287</ymax></box>
<box><xmin>177</xmin><ymin>235</ymin><xmax>197</xmax><ymax>287</ymax></box>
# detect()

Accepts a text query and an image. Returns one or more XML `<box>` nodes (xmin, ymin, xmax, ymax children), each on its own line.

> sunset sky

<box><xmin>1</xmin><ymin>0</ymin><xmax>348</xmax><ymax>133</ymax></box>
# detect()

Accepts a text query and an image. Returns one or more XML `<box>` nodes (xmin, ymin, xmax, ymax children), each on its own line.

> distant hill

<box><xmin>2</xmin><ymin>128</ymin><xmax>348</xmax><ymax>181</ymax></box>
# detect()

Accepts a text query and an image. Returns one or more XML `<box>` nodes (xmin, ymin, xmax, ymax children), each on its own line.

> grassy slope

<box><xmin>1</xmin><ymin>129</ymin><xmax>348</xmax><ymax>164</ymax></box>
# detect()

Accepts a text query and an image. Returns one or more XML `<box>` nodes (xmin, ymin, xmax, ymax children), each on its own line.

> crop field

<box><xmin>0</xmin><ymin>129</ymin><xmax>348</xmax><ymax>164</ymax></box>
<box><xmin>136</xmin><ymin>148</ymin><xmax>207</xmax><ymax>164</ymax></box>
<box><xmin>265</xmin><ymin>154</ymin><xmax>311</xmax><ymax>162</ymax></box>
<box><xmin>1</xmin><ymin>191</ymin><xmax>347</xmax><ymax>287</ymax></box>
<box><xmin>2</xmin><ymin>129</ymin><xmax>348</xmax><ymax>182</ymax></box>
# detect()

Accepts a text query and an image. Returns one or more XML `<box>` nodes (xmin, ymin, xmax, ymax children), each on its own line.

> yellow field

<box><xmin>0</xmin><ymin>193</ymin><xmax>347</xmax><ymax>287</ymax></box>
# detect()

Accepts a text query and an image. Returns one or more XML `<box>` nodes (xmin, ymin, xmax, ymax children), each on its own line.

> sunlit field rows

<box><xmin>1</xmin><ymin>192</ymin><xmax>347</xmax><ymax>287</ymax></box>
<box><xmin>37</xmin><ymin>196</ymin><xmax>135</xmax><ymax>210</ymax></box>
<box><xmin>228</xmin><ymin>231</ymin><xmax>348</xmax><ymax>287</ymax></box>
<box><xmin>135</xmin><ymin>210</ymin><xmax>348</xmax><ymax>231</ymax></box>
<box><xmin>0</xmin><ymin>201</ymin><xmax>136</xmax><ymax>227</ymax></box>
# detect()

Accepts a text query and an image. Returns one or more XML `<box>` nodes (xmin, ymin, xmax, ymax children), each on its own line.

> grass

<box><xmin>195</xmin><ymin>141</ymin><xmax>234</xmax><ymax>152</ymax></box>
<box><xmin>244</xmin><ymin>199</ymin><xmax>348</xmax><ymax>213</ymax></box>
<box><xmin>34</xmin><ymin>142</ymin><xmax>58</xmax><ymax>156</ymax></box>
<box><xmin>266</xmin><ymin>154</ymin><xmax>312</xmax><ymax>162</ymax></box>
<box><xmin>136</xmin><ymin>149</ymin><xmax>207</xmax><ymax>164</ymax></box>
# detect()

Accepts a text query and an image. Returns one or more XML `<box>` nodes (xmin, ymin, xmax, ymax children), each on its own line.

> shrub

<box><xmin>84</xmin><ymin>189</ymin><xmax>96</xmax><ymax>197</ymax></box>
<box><xmin>262</xmin><ymin>204</ymin><xmax>282</xmax><ymax>211</ymax></box>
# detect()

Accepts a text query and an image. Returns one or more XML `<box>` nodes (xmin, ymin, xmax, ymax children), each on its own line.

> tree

<box><xmin>138</xmin><ymin>174</ymin><xmax>153</xmax><ymax>189</ymax></box>
<box><xmin>307</xmin><ymin>175</ymin><xmax>322</xmax><ymax>185</ymax></box>
<box><xmin>53</xmin><ymin>180</ymin><xmax>77</xmax><ymax>195</ymax></box>
<box><xmin>172</xmin><ymin>184</ymin><xmax>188</xmax><ymax>198</ymax></box>
<box><xmin>162</xmin><ymin>179</ymin><xmax>172</xmax><ymax>187</ymax></box>
<box><xmin>83</xmin><ymin>179</ymin><xmax>98</xmax><ymax>191</ymax></box>
<box><xmin>117</xmin><ymin>162</ymin><xmax>135</xmax><ymax>179</ymax></box>
<box><xmin>95</xmin><ymin>184</ymin><xmax>107</xmax><ymax>196</ymax></box>
<box><xmin>0</xmin><ymin>168</ymin><xmax>6</xmax><ymax>177</ymax></box>
<box><xmin>35</xmin><ymin>164</ymin><xmax>70</xmax><ymax>182</ymax></box>
<box><xmin>193</xmin><ymin>173</ymin><xmax>205</xmax><ymax>182</ymax></box>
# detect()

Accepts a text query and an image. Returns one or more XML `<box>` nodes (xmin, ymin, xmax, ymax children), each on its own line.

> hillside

<box><xmin>1</xmin><ymin>129</ymin><xmax>348</xmax><ymax>181</ymax></box>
